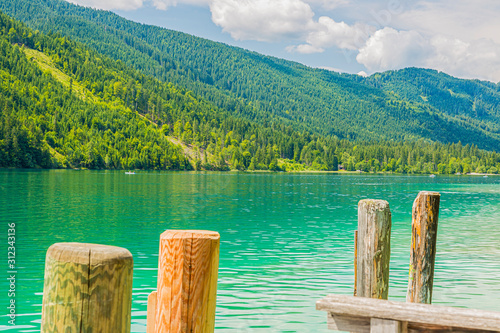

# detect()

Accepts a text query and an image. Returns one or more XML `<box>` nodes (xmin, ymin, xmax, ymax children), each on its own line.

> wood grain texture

<box><xmin>370</xmin><ymin>318</ymin><xmax>407</xmax><ymax>333</ymax></box>
<box><xmin>41</xmin><ymin>242</ymin><xmax>133</xmax><ymax>333</ymax></box>
<box><xmin>354</xmin><ymin>230</ymin><xmax>358</xmax><ymax>297</ymax></box>
<box><xmin>357</xmin><ymin>200</ymin><xmax>392</xmax><ymax>299</ymax></box>
<box><xmin>407</xmin><ymin>191</ymin><xmax>440</xmax><ymax>304</ymax></box>
<box><xmin>408</xmin><ymin>322</ymin><xmax>497</xmax><ymax>332</ymax></box>
<box><xmin>155</xmin><ymin>230</ymin><xmax>220</xmax><ymax>333</ymax></box>
<box><xmin>147</xmin><ymin>291</ymin><xmax>157</xmax><ymax>333</ymax></box>
<box><xmin>326</xmin><ymin>313</ymin><xmax>496</xmax><ymax>333</ymax></box>
<box><xmin>327</xmin><ymin>313</ymin><xmax>370</xmax><ymax>333</ymax></box>
<box><xmin>317</xmin><ymin>294</ymin><xmax>500</xmax><ymax>331</ymax></box>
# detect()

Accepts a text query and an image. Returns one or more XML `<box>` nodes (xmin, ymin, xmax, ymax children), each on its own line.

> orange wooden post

<box><xmin>407</xmin><ymin>191</ymin><xmax>440</xmax><ymax>304</ymax></box>
<box><xmin>146</xmin><ymin>291</ymin><xmax>157</xmax><ymax>333</ymax></box>
<box><xmin>147</xmin><ymin>230</ymin><xmax>220</xmax><ymax>333</ymax></box>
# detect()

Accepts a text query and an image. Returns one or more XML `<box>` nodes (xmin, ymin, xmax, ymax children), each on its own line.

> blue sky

<box><xmin>66</xmin><ymin>0</ymin><xmax>500</xmax><ymax>82</ymax></box>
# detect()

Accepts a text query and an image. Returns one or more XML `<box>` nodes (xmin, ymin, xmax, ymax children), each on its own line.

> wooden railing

<box><xmin>318</xmin><ymin>191</ymin><xmax>500</xmax><ymax>332</ymax></box>
<box><xmin>317</xmin><ymin>294</ymin><xmax>500</xmax><ymax>332</ymax></box>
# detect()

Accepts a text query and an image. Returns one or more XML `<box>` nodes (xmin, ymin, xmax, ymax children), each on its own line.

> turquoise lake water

<box><xmin>1</xmin><ymin>170</ymin><xmax>500</xmax><ymax>331</ymax></box>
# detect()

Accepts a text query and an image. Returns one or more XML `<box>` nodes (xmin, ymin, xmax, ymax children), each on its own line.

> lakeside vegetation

<box><xmin>1</xmin><ymin>11</ymin><xmax>500</xmax><ymax>174</ymax></box>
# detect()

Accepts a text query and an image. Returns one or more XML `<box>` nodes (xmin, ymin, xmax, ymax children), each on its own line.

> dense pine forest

<box><xmin>0</xmin><ymin>6</ymin><xmax>500</xmax><ymax>173</ymax></box>
<box><xmin>2</xmin><ymin>0</ymin><xmax>500</xmax><ymax>151</ymax></box>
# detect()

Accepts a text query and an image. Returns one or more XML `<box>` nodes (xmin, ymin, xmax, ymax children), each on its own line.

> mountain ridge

<box><xmin>1</xmin><ymin>4</ymin><xmax>500</xmax><ymax>173</ymax></box>
<box><xmin>2</xmin><ymin>0</ymin><xmax>500</xmax><ymax>152</ymax></box>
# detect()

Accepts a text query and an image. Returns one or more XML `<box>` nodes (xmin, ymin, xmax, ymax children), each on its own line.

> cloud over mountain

<box><xmin>66</xmin><ymin>0</ymin><xmax>500</xmax><ymax>82</ymax></box>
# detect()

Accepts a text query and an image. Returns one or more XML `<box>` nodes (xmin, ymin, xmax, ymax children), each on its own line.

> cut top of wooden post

<box><xmin>357</xmin><ymin>200</ymin><xmax>392</xmax><ymax>300</ymax></box>
<box><xmin>155</xmin><ymin>229</ymin><xmax>220</xmax><ymax>333</ymax></box>
<box><xmin>160</xmin><ymin>229</ymin><xmax>220</xmax><ymax>240</ymax></box>
<box><xmin>46</xmin><ymin>242</ymin><xmax>133</xmax><ymax>265</ymax></box>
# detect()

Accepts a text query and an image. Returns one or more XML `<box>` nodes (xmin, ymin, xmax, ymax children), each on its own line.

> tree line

<box><xmin>1</xmin><ymin>11</ymin><xmax>500</xmax><ymax>174</ymax></box>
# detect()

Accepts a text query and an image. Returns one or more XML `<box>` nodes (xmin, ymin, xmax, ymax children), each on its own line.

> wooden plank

<box><xmin>408</xmin><ymin>322</ymin><xmax>497</xmax><ymax>332</ymax></box>
<box><xmin>327</xmin><ymin>313</ymin><xmax>370</xmax><ymax>333</ymax></box>
<box><xmin>354</xmin><ymin>230</ymin><xmax>358</xmax><ymax>296</ymax></box>
<box><xmin>317</xmin><ymin>294</ymin><xmax>500</xmax><ymax>331</ymax></box>
<box><xmin>357</xmin><ymin>200</ymin><xmax>392</xmax><ymax>299</ymax></box>
<box><xmin>370</xmin><ymin>318</ymin><xmax>407</xmax><ymax>333</ymax></box>
<box><xmin>41</xmin><ymin>243</ymin><xmax>133</xmax><ymax>333</ymax></box>
<box><xmin>326</xmin><ymin>312</ymin><xmax>492</xmax><ymax>333</ymax></box>
<box><xmin>155</xmin><ymin>230</ymin><xmax>220</xmax><ymax>333</ymax></box>
<box><xmin>147</xmin><ymin>291</ymin><xmax>157</xmax><ymax>333</ymax></box>
<box><xmin>407</xmin><ymin>191</ymin><xmax>440</xmax><ymax>304</ymax></box>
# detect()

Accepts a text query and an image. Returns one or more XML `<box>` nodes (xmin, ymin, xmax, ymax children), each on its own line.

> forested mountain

<box><xmin>0</xmin><ymin>11</ymin><xmax>324</xmax><ymax>170</ymax></box>
<box><xmin>1</xmin><ymin>0</ymin><xmax>500</xmax><ymax>152</ymax></box>
<box><xmin>0</xmin><ymin>5</ymin><xmax>500</xmax><ymax>173</ymax></box>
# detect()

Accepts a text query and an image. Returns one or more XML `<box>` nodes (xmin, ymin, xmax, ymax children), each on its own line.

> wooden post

<box><xmin>407</xmin><ymin>191</ymin><xmax>440</xmax><ymax>304</ymax></box>
<box><xmin>41</xmin><ymin>243</ymin><xmax>133</xmax><ymax>333</ymax></box>
<box><xmin>354</xmin><ymin>230</ymin><xmax>358</xmax><ymax>297</ymax></box>
<box><xmin>356</xmin><ymin>200</ymin><xmax>392</xmax><ymax>299</ymax></box>
<box><xmin>370</xmin><ymin>318</ymin><xmax>407</xmax><ymax>333</ymax></box>
<box><xmin>153</xmin><ymin>230</ymin><xmax>220</xmax><ymax>333</ymax></box>
<box><xmin>147</xmin><ymin>291</ymin><xmax>157</xmax><ymax>333</ymax></box>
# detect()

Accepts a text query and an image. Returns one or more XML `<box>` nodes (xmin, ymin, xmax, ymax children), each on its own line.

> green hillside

<box><xmin>0</xmin><ymin>11</ymin><xmax>324</xmax><ymax>170</ymax></box>
<box><xmin>1</xmin><ymin>9</ymin><xmax>499</xmax><ymax>173</ymax></box>
<box><xmin>367</xmin><ymin>68</ymin><xmax>500</xmax><ymax>138</ymax></box>
<box><xmin>1</xmin><ymin>0</ymin><xmax>500</xmax><ymax>151</ymax></box>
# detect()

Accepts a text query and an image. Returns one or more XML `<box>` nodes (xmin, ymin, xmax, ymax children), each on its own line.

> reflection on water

<box><xmin>0</xmin><ymin>171</ymin><xmax>499</xmax><ymax>331</ymax></box>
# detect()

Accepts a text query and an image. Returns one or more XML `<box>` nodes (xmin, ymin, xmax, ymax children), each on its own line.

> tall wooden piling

<box><xmin>356</xmin><ymin>200</ymin><xmax>392</xmax><ymax>299</ymax></box>
<box><xmin>41</xmin><ymin>243</ymin><xmax>133</xmax><ymax>333</ymax></box>
<box><xmin>354</xmin><ymin>230</ymin><xmax>358</xmax><ymax>297</ymax></box>
<box><xmin>407</xmin><ymin>191</ymin><xmax>440</xmax><ymax>304</ymax></box>
<box><xmin>151</xmin><ymin>230</ymin><xmax>220</xmax><ymax>333</ymax></box>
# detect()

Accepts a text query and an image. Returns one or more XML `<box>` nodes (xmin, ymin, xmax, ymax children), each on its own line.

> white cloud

<box><xmin>66</xmin><ymin>0</ymin><xmax>144</xmax><ymax>10</ymax></box>
<box><xmin>64</xmin><ymin>0</ymin><xmax>500</xmax><ymax>81</ymax></box>
<box><xmin>302</xmin><ymin>17</ymin><xmax>374</xmax><ymax>51</ymax></box>
<box><xmin>210</xmin><ymin>0</ymin><xmax>316</xmax><ymax>42</ymax></box>
<box><xmin>356</xmin><ymin>28</ymin><xmax>431</xmax><ymax>71</ymax></box>
<box><xmin>429</xmin><ymin>37</ymin><xmax>500</xmax><ymax>82</ymax></box>
<box><xmin>395</xmin><ymin>0</ymin><xmax>500</xmax><ymax>45</ymax></box>
<box><xmin>356</xmin><ymin>27</ymin><xmax>500</xmax><ymax>82</ymax></box>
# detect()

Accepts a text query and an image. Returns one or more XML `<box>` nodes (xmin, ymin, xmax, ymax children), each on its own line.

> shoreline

<box><xmin>1</xmin><ymin>167</ymin><xmax>498</xmax><ymax>176</ymax></box>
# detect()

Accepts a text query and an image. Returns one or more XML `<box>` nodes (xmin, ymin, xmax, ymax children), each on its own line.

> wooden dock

<box><xmin>39</xmin><ymin>191</ymin><xmax>500</xmax><ymax>332</ymax></box>
<box><xmin>318</xmin><ymin>191</ymin><xmax>500</xmax><ymax>332</ymax></box>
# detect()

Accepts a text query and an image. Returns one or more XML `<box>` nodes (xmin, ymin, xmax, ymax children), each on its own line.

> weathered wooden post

<box><xmin>41</xmin><ymin>243</ymin><xmax>133</xmax><ymax>332</ymax></box>
<box><xmin>407</xmin><ymin>191</ymin><xmax>440</xmax><ymax>304</ymax></box>
<box><xmin>356</xmin><ymin>200</ymin><xmax>392</xmax><ymax>299</ymax></box>
<box><xmin>354</xmin><ymin>230</ymin><xmax>358</xmax><ymax>297</ymax></box>
<box><xmin>147</xmin><ymin>230</ymin><xmax>220</xmax><ymax>333</ymax></box>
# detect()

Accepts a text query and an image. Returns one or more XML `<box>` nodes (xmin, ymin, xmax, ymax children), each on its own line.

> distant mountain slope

<box><xmin>2</xmin><ymin>0</ymin><xmax>500</xmax><ymax>151</ymax></box>
<box><xmin>367</xmin><ymin>68</ymin><xmax>500</xmax><ymax>133</ymax></box>
<box><xmin>1</xmin><ymin>10</ymin><xmax>499</xmax><ymax>173</ymax></box>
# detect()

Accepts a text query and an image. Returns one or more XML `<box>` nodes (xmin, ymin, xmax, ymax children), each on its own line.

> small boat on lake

<box><xmin>429</xmin><ymin>174</ymin><xmax>436</xmax><ymax>178</ymax></box>
<box><xmin>125</xmin><ymin>171</ymin><xmax>135</xmax><ymax>175</ymax></box>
